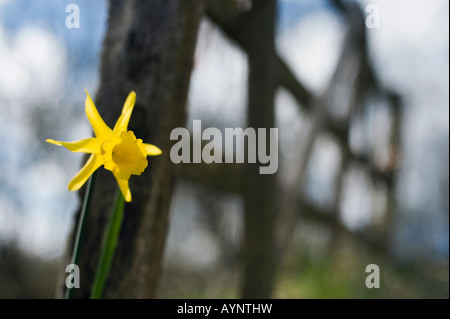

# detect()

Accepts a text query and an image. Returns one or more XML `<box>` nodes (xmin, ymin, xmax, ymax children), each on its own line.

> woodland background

<box><xmin>0</xmin><ymin>0</ymin><xmax>448</xmax><ymax>298</ymax></box>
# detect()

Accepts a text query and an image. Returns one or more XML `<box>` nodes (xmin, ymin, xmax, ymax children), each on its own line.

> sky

<box><xmin>0</xmin><ymin>0</ymin><xmax>107</xmax><ymax>257</ymax></box>
<box><xmin>0</xmin><ymin>0</ymin><xmax>448</xmax><ymax>263</ymax></box>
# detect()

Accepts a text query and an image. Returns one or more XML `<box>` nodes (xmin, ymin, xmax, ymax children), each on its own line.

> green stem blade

<box><xmin>90</xmin><ymin>190</ymin><xmax>125</xmax><ymax>299</ymax></box>
<box><xmin>66</xmin><ymin>170</ymin><xmax>97</xmax><ymax>299</ymax></box>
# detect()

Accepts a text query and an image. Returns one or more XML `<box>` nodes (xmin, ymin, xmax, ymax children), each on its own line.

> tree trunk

<box><xmin>241</xmin><ymin>0</ymin><xmax>278</xmax><ymax>299</ymax></box>
<box><xmin>56</xmin><ymin>0</ymin><xmax>204</xmax><ymax>298</ymax></box>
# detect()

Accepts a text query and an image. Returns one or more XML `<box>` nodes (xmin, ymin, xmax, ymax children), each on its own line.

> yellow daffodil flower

<box><xmin>46</xmin><ymin>90</ymin><xmax>162</xmax><ymax>202</ymax></box>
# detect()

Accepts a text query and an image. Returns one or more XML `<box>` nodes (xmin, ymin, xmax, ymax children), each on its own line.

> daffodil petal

<box><xmin>143</xmin><ymin>143</ymin><xmax>162</xmax><ymax>156</ymax></box>
<box><xmin>85</xmin><ymin>89</ymin><xmax>112</xmax><ymax>139</ymax></box>
<box><xmin>113</xmin><ymin>109</ymin><xmax>132</xmax><ymax>135</ymax></box>
<box><xmin>113</xmin><ymin>174</ymin><xmax>132</xmax><ymax>202</ymax></box>
<box><xmin>113</xmin><ymin>91</ymin><xmax>136</xmax><ymax>134</ymax></box>
<box><xmin>46</xmin><ymin>138</ymin><xmax>100</xmax><ymax>153</ymax></box>
<box><xmin>68</xmin><ymin>153</ymin><xmax>102</xmax><ymax>191</ymax></box>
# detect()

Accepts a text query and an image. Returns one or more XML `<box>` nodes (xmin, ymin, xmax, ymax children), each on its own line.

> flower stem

<box><xmin>66</xmin><ymin>170</ymin><xmax>98</xmax><ymax>299</ymax></box>
<box><xmin>90</xmin><ymin>190</ymin><xmax>125</xmax><ymax>299</ymax></box>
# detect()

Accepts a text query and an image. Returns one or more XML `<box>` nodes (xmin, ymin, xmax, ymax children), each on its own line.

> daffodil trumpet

<box><xmin>46</xmin><ymin>89</ymin><xmax>162</xmax><ymax>202</ymax></box>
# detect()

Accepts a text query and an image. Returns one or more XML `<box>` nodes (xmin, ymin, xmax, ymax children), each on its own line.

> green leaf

<box><xmin>90</xmin><ymin>190</ymin><xmax>125</xmax><ymax>299</ymax></box>
<box><xmin>66</xmin><ymin>170</ymin><xmax>98</xmax><ymax>299</ymax></box>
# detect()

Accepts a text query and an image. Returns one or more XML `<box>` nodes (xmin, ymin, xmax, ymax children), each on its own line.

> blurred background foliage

<box><xmin>0</xmin><ymin>0</ymin><xmax>448</xmax><ymax>298</ymax></box>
